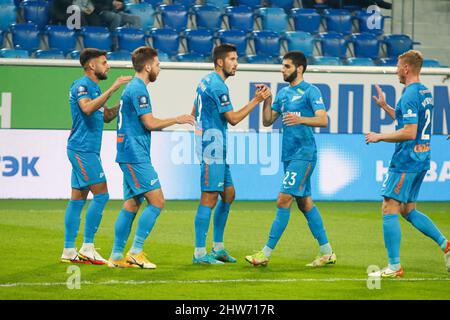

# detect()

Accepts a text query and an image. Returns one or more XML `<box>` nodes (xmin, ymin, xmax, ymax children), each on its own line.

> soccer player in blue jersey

<box><xmin>108</xmin><ymin>46</ymin><xmax>195</xmax><ymax>269</ymax></box>
<box><xmin>245</xmin><ymin>51</ymin><xmax>336</xmax><ymax>267</ymax></box>
<box><xmin>366</xmin><ymin>50</ymin><xmax>450</xmax><ymax>278</ymax></box>
<box><xmin>191</xmin><ymin>44</ymin><xmax>271</xmax><ymax>265</ymax></box>
<box><xmin>61</xmin><ymin>49</ymin><xmax>132</xmax><ymax>265</ymax></box>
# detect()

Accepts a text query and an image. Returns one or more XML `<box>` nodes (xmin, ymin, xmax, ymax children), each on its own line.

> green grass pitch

<box><xmin>1</xmin><ymin>200</ymin><xmax>450</xmax><ymax>300</ymax></box>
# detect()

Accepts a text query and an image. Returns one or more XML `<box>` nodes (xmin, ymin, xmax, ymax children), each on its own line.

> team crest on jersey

<box><xmin>138</xmin><ymin>95</ymin><xmax>149</xmax><ymax>108</ymax></box>
<box><xmin>219</xmin><ymin>94</ymin><xmax>230</xmax><ymax>106</ymax></box>
<box><xmin>77</xmin><ymin>85</ymin><xmax>88</xmax><ymax>96</ymax></box>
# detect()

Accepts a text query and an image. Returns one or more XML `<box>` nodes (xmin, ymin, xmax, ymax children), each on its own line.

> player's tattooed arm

<box><xmin>365</xmin><ymin>123</ymin><xmax>418</xmax><ymax>144</ymax></box>
<box><xmin>103</xmin><ymin>102</ymin><xmax>120</xmax><ymax>123</ymax></box>
<box><xmin>372</xmin><ymin>84</ymin><xmax>395</xmax><ymax>120</ymax></box>
<box><xmin>283</xmin><ymin>109</ymin><xmax>328</xmax><ymax>127</ymax></box>
<box><xmin>259</xmin><ymin>85</ymin><xmax>279</xmax><ymax>127</ymax></box>
<box><xmin>140</xmin><ymin>113</ymin><xmax>195</xmax><ymax>131</ymax></box>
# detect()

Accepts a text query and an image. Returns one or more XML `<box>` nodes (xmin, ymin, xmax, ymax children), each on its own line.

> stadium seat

<box><xmin>383</xmin><ymin>34</ymin><xmax>418</xmax><ymax>58</ymax></box>
<box><xmin>323</xmin><ymin>9</ymin><xmax>353</xmax><ymax>35</ymax></box>
<box><xmin>0</xmin><ymin>48</ymin><xmax>29</xmax><ymax>58</ymax></box>
<box><xmin>159</xmin><ymin>4</ymin><xmax>189</xmax><ymax>32</ymax></box>
<box><xmin>205</xmin><ymin>0</ymin><xmax>230</xmax><ymax>10</ymax></box>
<box><xmin>20</xmin><ymin>0</ymin><xmax>50</xmax><ymax>30</ymax></box>
<box><xmin>257</xmin><ymin>7</ymin><xmax>288</xmax><ymax>33</ymax></box>
<box><xmin>194</xmin><ymin>5</ymin><xmax>223</xmax><ymax>31</ymax></box>
<box><xmin>45</xmin><ymin>25</ymin><xmax>77</xmax><ymax>55</ymax></box>
<box><xmin>184</xmin><ymin>29</ymin><xmax>214</xmax><ymax>56</ymax></box>
<box><xmin>81</xmin><ymin>26</ymin><xmax>112</xmax><ymax>51</ymax></box>
<box><xmin>252</xmin><ymin>31</ymin><xmax>281</xmax><ymax>58</ymax></box>
<box><xmin>9</xmin><ymin>23</ymin><xmax>40</xmax><ymax>53</ymax></box>
<box><xmin>176</xmin><ymin>52</ymin><xmax>208</xmax><ymax>62</ymax></box>
<box><xmin>0</xmin><ymin>4</ymin><xmax>16</xmax><ymax>31</ymax></box>
<box><xmin>269</xmin><ymin>0</ymin><xmax>294</xmax><ymax>11</ymax></box>
<box><xmin>379</xmin><ymin>57</ymin><xmax>397</xmax><ymax>66</ymax></box>
<box><xmin>350</xmin><ymin>33</ymin><xmax>380</xmax><ymax>59</ymax></box>
<box><xmin>107</xmin><ymin>50</ymin><xmax>132</xmax><ymax>61</ymax></box>
<box><xmin>142</xmin><ymin>0</ymin><xmax>163</xmax><ymax>8</ymax></box>
<box><xmin>312</xmin><ymin>56</ymin><xmax>342</xmax><ymax>65</ymax></box>
<box><xmin>225</xmin><ymin>6</ymin><xmax>254</xmax><ymax>34</ymax></box>
<box><xmin>115</xmin><ymin>27</ymin><xmax>146</xmax><ymax>52</ymax></box>
<box><xmin>422</xmin><ymin>59</ymin><xmax>441</xmax><ymax>68</ymax></box>
<box><xmin>218</xmin><ymin>29</ymin><xmax>247</xmax><ymax>56</ymax></box>
<box><xmin>173</xmin><ymin>0</ymin><xmax>196</xmax><ymax>7</ymax></box>
<box><xmin>0</xmin><ymin>0</ymin><xmax>15</xmax><ymax>4</ymax></box>
<box><xmin>319</xmin><ymin>32</ymin><xmax>347</xmax><ymax>58</ymax></box>
<box><xmin>236</xmin><ymin>0</ymin><xmax>263</xmax><ymax>10</ymax></box>
<box><xmin>35</xmin><ymin>49</ymin><xmax>65</xmax><ymax>59</ymax></box>
<box><xmin>150</xmin><ymin>28</ymin><xmax>180</xmax><ymax>57</ymax></box>
<box><xmin>125</xmin><ymin>3</ymin><xmax>155</xmax><ymax>32</ymax></box>
<box><xmin>69</xmin><ymin>50</ymin><xmax>80</xmax><ymax>60</ymax></box>
<box><xmin>246</xmin><ymin>54</ymin><xmax>278</xmax><ymax>64</ymax></box>
<box><xmin>291</xmin><ymin>8</ymin><xmax>321</xmax><ymax>34</ymax></box>
<box><xmin>158</xmin><ymin>51</ymin><xmax>170</xmax><ymax>61</ymax></box>
<box><xmin>0</xmin><ymin>29</ymin><xmax>3</xmax><ymax>46</ymax></box>
<box><xmin>355</xmin><ymin>10</ymin><xmax>386</xmax><ymax>36</ymax></box>
<box><xmin>346</xmin><ymin>57</ymin><xmax>375</xmax><ymax>66</ymax></box>
<box><xmin>283</xmin><ymin>31</ymin><xmax>316</xmax><ymax>57</ymax></box>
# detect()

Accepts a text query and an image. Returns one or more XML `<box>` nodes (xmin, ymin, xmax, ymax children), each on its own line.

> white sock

<box><xmin>262</xmin><ymin>246</ymin><xmax>272</xmax><ymax>258</ymax></box>
<box><xmin>194</xmin><ymin>247</ymin><xmax>207</xmax><ymax>258</ymax></box>
<box><xmin>81</xmin><ymin>243</ymin><xmax>94</xmax><ymax>251</ymax></box>
<box><xmin>213</xmin><ymin>242</ymin><xmax>224</xmax><ymax>252</ymax></box>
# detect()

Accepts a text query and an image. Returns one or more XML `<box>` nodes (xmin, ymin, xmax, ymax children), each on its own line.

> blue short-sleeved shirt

<box><xmin>389</xmin><ymin>82</ymin><xmax>432</xmax><ymax>173</ymax></box>
<box><xmin>116</xmin><ymin>77</ymin><xmax>153</xmax><ymax>164</ymax></box>
<box><xmin>67</xmin><ymin>76</ymin><xmax>104</xmax><ymax>154</ymax></box>
<box><xmin>194</xmin><ymin>72</ymin><xmax>234</xmax><ymax>162</ymax></box>
<box><xmin>272</xmin><ymin>80</ymin><xmax>326</xmax><ymax>162</ymax></box>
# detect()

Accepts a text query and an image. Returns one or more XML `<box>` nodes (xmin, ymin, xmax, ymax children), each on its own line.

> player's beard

<box><xmin>148</xmin><ymin>70</ymin><xmax>158</xmax><ymax>82</ymax></box>
<box><xmin>284</xmin><ymin>69</ymin><xmax>297</xmax><ymax>83</ymax></box>
<box><xmin>223</xmin><ymin>66</ymin><xmax>236</xmax><ymax>78</ymax></box>
<box><xmin>95</xmin><ymin>71</ymin><xmax>107</xmax><ymax>80</ymax></box>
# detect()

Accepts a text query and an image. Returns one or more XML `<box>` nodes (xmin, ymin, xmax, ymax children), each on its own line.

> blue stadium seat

<box><xmin>176</xmin><ymin>52</ymin><xmax>208</xmax><ymax>62</ymax></box>
<box><xmin>150</xmin><ymin>28</ymin><xmax>180</xmax><ymax>57</ymax></box>
<box><xmin>35</xmin><ymin>49</ymin><xmax>65</xmax><ymax>59</ymax></box>
<box><xmin>45</xmin><ymin>25</ymin><xmax>77</xmax><ymax>55</ymax></box>
<box><xmin>81</xmin><ymin>26</ymin><xmax>112</xmax><ymax>51</ymax></box>
<box><xmin>184</xmin><ymin>29</ymin><xmax>214</xmax><ymax>56</ymax></box>
<box><xmin>383</xmin><ymin>34</ymin><xmax>417</xmax><ymax>58</ymax></box>
<box><xmin>422</xmin><ymin>59</ymin><xmax>441</xmax><ymax>68</ymax></box>
<box><xmin>0</xmin><ymin>48</ymin><xmax>29</xmax><ymax>58</ymax></box>
<box><xmin>269</xmin><ymin>0</ymin><xmax>294</xmax><ymax>11</ymax></box>
<box><xmin>173</xmin><ymin>0</ymin><xmax>196</xmax><ymax>7</ymax></box>
<box><xmin>205</xmin><ymin>0</ymin><xmax>230</xmax><ymax>10</ymax></box>
<box><xmin>284</xmin><ymin>31</ymin><xmax>316</xmax><ymax>57</ymax></box>
<box><xmin>0</xmin><ymin>4</ymin><xmax>16</xmax><ymax>31</ymax></box>
<box><xmin>252</xmin><ymin>31</ymin><xmax>280</xmax><ymax>58</ymax></box>
<box><xmin>9</xmin><ymin>23</ymin><xmax>40</xmax><ymax>52</ymax></box>
<box><xmin>236</xmin><ymin>0</ymin><xmax>263</xmax><ymax>10</ymax></box>
<box><xmin>323</xmin><ymin>9</ymin><xmax>353</xmax><ymax>35</ymax></box>
<box><xmin>142</xmin><ymin>0</ymin><xmax>163</xmax><ymax>8</ymax></box>
<box><xmin>218</xmin><ymin>29</ymin><xmax>247</xmax><ymax>56</ymax></box>
<box><xmin>157</xmin><ymin>51</ymin><xmax>170</xmax><ymax>61</ymax></box>
<box><xmin>346</xmin><ymin>57</ymin><xmax>375</xmax><ymax>66</ymax></box>
<box><xmin>0</xmin><ymin>29</ymin><xmax>3</xmax><ymax>46</ymax></box>
<box><xmin>350</xmin><ymin>33</ymin><xmax>380</xmax><ymax>59</ymax></box>
<box><xmin>379</xmin><ymin>57</ymin><xmax>397</xmax><ymax>66</ymax></box>
<box><xmin>356</xmin><ymin>10</ymin><xmax>386</xmax><ymax>36</ymax></box>
<box><xmin>107</xmin><ymin>50</ymin><xmax>132</xmax><ymax>61</ymax></box>
<box><xmin>312</xmin><ymin>56</ymin><xmax>342</xmax><ymax>65</ymax></box>
<box><xmin>257</xmin><ymin>7</ymin><xmax>288</xmax><ymax>33</ymax></box>
<box><xmin>225</xmin><ymin>6</ymin><xmax>254</xmax><ymax>34</ymax></box>
<box><xmin>159</xmin><ymin>4</ymin><xmax>189</xmax><ymax>32</ymax></box>
<box><xmin>69</xmin><ymin>50</ymin><xmax>80</xmax><ymax>60</ymax></box>
<box><xmin>291</xmin><ymin>8</ymin><xmax>321</xmax><ymax>34</ymax></box>
<box><xmin>115</xmin><ymin>27</ymin><xmax>146</xmax><ymax>52</ymax></box>
<box><xmin>319</xmin><ymin>32</ymin><xmax>347</xmax><ymax>58</ymax></box>
<box><xmin>0</xmin><ymin>0</ymin><xmax>15</xmax><ymax>4</ymax></box>
<box><xmin>126</xmin><ymin>3</ymin><xmax>155</xmax><ymax>31</ymax></box>
<box><xmin>194</xmin><ymin>5</ymin><xmax>223</xmax><ymax>31</ymax></box>
<box><xmin>246</xmin><ymin>54</ymin><xmax>278</xmax><ymax>64</ymax></box>
<box><xmin>20</xmin><ymin>0</ymin><xmax>50</xmax><ymax>30</ymax></box>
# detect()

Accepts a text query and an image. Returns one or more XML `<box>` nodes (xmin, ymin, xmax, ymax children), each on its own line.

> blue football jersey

<box><xmin>272</xmin><ymin>80</ymin><xmax>326</xmax><ymax>162</ymax></box>
<box><xmin>116</xmin><ymin>77</ymin><xmax>153</xmax><ymax>164</ymax></box>
<box><xmin>67</xmin><ymin>76</ymin><xmax>104</xmax><ymax>153</ymax></box>
<box><xmin>194</xmin><ymin>72</ymin><xmax>233</xmax><ymax>162</ymax></box>
<box><xmin>389</xmin><ymin>82</ymin><xmax>432</xmax><ymax>172</ymax></box>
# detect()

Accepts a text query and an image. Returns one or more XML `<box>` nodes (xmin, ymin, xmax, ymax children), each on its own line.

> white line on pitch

<box><xmin>2</xmin><ymin>277</ymin><xmax>450</xmax><ymax>288</ymax></box>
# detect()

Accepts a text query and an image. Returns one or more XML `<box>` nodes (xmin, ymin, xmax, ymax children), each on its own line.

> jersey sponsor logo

<box><xmin>403</xmin><ymin>109</ymin><xmax>417</xmax><ymax>118</ymax></box>
<box><xmin>219</xmin><ymin>94</ymin><xmax>230</xmax><ymax>106</ymax></box>
<box><xmin>414</xmin><ymin>143</ymin><xmax>431</xmax><ymax>153</ymax></box>
<box><xmin>150</xmin><ymin>178</ymin><xmax>159</xmax><ymax>186</ymax></box>
<box><xmin>77</xmin><ymin>85</ymin><xmax>88</xmax><ymax>97</ymax></box>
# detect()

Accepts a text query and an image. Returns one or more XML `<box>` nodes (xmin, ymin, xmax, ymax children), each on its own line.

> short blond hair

<box><xmin>398</xmin><ymin>50</ymin><xmax>423</xmax><ymax>73</ymax></box>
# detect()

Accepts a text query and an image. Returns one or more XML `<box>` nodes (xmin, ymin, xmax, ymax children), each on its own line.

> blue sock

<box><xmin>195</xmin><ymin>205</ymin><xmax>212</xmax><ymax>248</ymax></box>
<box><xmin>213</xmin><ymin>201</ymin><xmax>231</xmax><ymax>243</ymax></box>
<box><xmin>64</xmin><ymin>199</ymin><xmax>86</xmax><ymax>248</ymax></box>
<box><xmin>83</xmin><ymin>193</ymin><xmax>109</xmax><ymax>244</ymax></box>
<box><xmin>130</xmin><ymin>204</ymin><xmax>161</xmax><ymax>254</ymax></box>
<box><xmin>383</xmin><ymin>214</ymin><xmax>401</xmax><ymax>268</ymax></box>
<box><xmin>405</xmin><ymin>209</ymin><xmax>447</xmax><ymax>249</ymax></box>
<box><xmin>304</xmin><ymin>206</ymin><xmax>329</xmax><ymax>246</ymax></box>
<box><xmin>111</xmin><ymin>209</ymin><xmax>136</xmax><ymax>260</ymax></box>
<box><xmin>266</xmin><ymin>207</ymin><xmax>290</xmax><ymax>249</ymax></box>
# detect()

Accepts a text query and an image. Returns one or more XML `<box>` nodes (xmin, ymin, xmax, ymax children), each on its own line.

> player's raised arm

<box><xmin>78</xmin><ymin>76</ymin><xmax>132</xmax><ymax>116</ymax></box>
<box><xmin>260</xmin><ymin>85</ymin><xmax>279</xmax><ymax>127</ymax></box>
<box><xmin>140</xmin><ymin>113</ymin><xmax>195</xmax><ymax>131</ymax></box>
<box><xmin>372</xmin><ymin>84</ymin><xmax>395</xmax><ymax>120</ymax></box>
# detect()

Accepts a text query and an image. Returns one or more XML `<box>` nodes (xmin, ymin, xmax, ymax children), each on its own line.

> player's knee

<box><xmin>94</xmin><ymin>192</ymin><xmax>109</xmax><ymax>204</ymax></box>
<box><xmin>276</xmin><ymin>195</ymin><xmax>292</xmax><ymax>209</ymax></box>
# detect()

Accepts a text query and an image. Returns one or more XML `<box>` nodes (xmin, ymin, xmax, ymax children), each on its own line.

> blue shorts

<box><xmin>200</xmin><ymin>160</ymin><xmax>234</xmax><ymax>192</ymax></box>
<box><xmin>280</xmin><ymin>160</ymin><xmax>316</xmax><ymax>198</ymax></box>
<box><xmin>381</xmin><ymin>170</ymin><xmax>427</xmax><ymax>203</ymax></box>
<box><xmin>119</xmin><ymin>162</ymin><xmax>161</xmax><ymax>201</ymax></box>
<box><xmin>67</xmin><ymin>149</ymin><xmax>106</xmax><ymax>190</ymax></box>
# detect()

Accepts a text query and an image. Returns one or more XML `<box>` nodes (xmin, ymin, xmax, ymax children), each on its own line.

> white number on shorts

<box><xmin>283</xmin><ymin>171</ymin><xmax>297</xmax><ymax>186</ymax></box>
